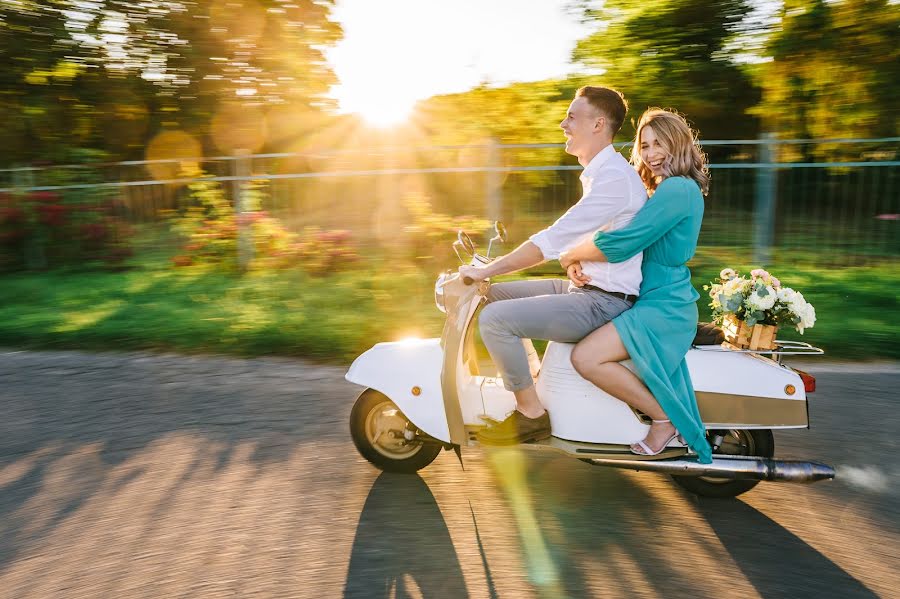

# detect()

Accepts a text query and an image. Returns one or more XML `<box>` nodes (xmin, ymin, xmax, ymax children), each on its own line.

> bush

<box><xmin>164</xmin><ymin>168</ymin><xmax>358</xmax><ymax>275</ymax></box>
<box><xmin>402</xmin><ymin>195</ymin><xmax>491</xmax><ymax>266</ymax></box>
<box><xmin>0</xmin><ymin>164</ymin><xmax>134</xmax><ymax>271</ymax></box>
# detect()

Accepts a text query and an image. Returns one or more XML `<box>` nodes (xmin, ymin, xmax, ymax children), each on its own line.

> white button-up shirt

<box><xmin>529</xmin><ymin>144</ymin><xmax>647</xmax><ymax>296</ymax></box>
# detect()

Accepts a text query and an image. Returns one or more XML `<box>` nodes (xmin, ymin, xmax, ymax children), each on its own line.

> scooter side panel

<box><xmin>687</xmin><ymin>349</ymin><xmax>808</xmax><ymax>428</ymax></box>
<box><xmin>345</xmin><ymin>338</ymin><xmax>450</xmax><ymax>442</ymax></box>
<box><xmin>687</xmin><ymin>349</ymin><xmax>805</xmax><ymax>399</ymax></box>
<box><xmin>537</xmin><ymin>342</ymin><xmax>650</xmax><ymax>444</ymax></box>
<box><xmin>533</xmin><ymin>342</ymin><xmax>808</xmax><ymax>444</ymax></box>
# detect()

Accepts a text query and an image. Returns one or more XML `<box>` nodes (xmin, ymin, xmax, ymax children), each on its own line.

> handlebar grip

<box><xmin>462</xmin><ymin>276</ymin><xmax>474</xmax><ymax>285</ymax></box>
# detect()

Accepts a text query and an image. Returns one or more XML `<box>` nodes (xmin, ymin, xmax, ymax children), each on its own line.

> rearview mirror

<box><xmin>494</xmin><ymin>221</ymin><xmax>507</xmax><ymax>243</ymax></box>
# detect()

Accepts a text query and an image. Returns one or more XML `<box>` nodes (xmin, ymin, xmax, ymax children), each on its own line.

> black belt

<box><xmin>582</xmin><ymin>284</ymin><xmax>638</xmax><ymax>303</ymax></box>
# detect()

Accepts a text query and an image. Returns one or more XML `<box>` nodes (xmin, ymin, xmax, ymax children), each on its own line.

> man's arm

<box><xmin>528</xmin><ymin>171</ymin><xmax>632</xmax><ymax>260</ymax></box>
<box><xmin>458</xmin><ymin>241</ymin><xmax>545</xmax><ymax>281</ymax></box>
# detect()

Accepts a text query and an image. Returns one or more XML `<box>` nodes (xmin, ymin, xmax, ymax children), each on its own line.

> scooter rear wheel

<box><xmin>350</xmin><ymin>388</ymin><xmax>442</xmax><ymax>473</ymax></box>
<box><xmin>672</xmin><ymin>429</ymin><xmax>775</xmax><ymax>498</ymax></box>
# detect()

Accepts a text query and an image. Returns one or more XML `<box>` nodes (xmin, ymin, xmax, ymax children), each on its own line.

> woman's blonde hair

<box><xmin>631</xmin><ymin>109</ymin><xmax>709</xmax><ymax>196</ymax></box>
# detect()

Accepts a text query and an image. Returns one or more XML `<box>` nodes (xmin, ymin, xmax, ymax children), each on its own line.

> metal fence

<box><xmin>1</xmin><ymin>137</ymin><xmax>898</xmax><ymax>267</ymax></box>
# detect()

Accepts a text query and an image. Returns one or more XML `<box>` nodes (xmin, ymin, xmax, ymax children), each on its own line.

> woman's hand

<box><xmin>567</xmin><ymin>262</ymin><xmax>591</xmax><ymax>287</ymax></box>
<box><xmin>559</xmin><ymin>250</ymin><xmax>577</xmax><ymax>270</ymax></box>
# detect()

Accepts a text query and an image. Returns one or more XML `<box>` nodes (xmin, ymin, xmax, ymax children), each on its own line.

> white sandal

<box><xmin>631</xmin><ymin>419</ymin><xmax>680</xmax><ymax>456</ymax></box>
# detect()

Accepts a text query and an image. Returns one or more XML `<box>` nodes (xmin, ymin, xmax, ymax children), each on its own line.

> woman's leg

<box><xmin>570</xmin><ymin>322</ymin><xmax>676</xmax><ymax>452</ymax></box>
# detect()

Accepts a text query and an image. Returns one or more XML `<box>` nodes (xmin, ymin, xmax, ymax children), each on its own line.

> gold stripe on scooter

<box><xmin>696</xmin><ymin>391</ymin><xmax>808</xmax><ymax>427</ymax></box>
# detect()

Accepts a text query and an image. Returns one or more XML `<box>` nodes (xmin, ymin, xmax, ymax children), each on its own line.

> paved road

<box><xmin>1</xmin><ymin>350</ymin><xmax>897</xmax><ymax>598</ymax></box>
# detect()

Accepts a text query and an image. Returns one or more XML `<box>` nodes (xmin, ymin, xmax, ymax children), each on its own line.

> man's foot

<box><xmin>476</xmin><ymin>410</ymin><xmax>551</xmax><ymax>446</ymax></box>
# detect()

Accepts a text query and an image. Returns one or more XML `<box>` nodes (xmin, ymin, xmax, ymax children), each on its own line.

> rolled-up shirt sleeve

<box><xmin>529</xmin><ymin>172</ymin><xmax>631</xmax><ymax>259</ymax></box>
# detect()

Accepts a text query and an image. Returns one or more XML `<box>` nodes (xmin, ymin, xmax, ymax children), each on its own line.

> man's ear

<box><xmin>594</xmin><ymin>116</ymin><xmax>607</xmax><ymax>133</ymax></box>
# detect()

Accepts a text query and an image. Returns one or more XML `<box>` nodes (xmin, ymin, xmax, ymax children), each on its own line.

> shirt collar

<box><xmin>580</xmin><ymin>144</ymin><xmax>616</xmax><ymax>180</ymax></box>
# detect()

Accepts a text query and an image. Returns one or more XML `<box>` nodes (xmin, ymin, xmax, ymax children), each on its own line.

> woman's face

<box><xmin>640</xmin><ymin>125</ymin><xmax>668</xmax><ymax>177</ymax></box>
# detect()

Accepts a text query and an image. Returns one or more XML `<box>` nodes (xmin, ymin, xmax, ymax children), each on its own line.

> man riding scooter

<box><xmin>458</xmin><ymin>86</ymin><xmax>647</xmax><ymax>445</ymax></box>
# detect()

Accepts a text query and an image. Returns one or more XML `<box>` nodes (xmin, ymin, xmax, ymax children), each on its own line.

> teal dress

<box><xmin>593</xmin><ymin>176</ymin><xmax>712</xmax><ymax>463</ymax></box>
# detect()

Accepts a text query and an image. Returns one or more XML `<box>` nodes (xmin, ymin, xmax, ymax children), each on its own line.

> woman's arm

<box><xmin>594</xmin><ymin>177</ymin><xmax>694</xmax><ymax>263</ymax></box>
<box><xmin>559</xmin><ymin>236</ymin><xmax>608</xmax><ymax>269</ymax></box>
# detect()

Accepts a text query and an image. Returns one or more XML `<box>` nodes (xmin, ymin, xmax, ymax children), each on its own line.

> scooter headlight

<box><xmin>434</xmin><ymin>272</ymin><xmax>450</xmax><ymax>313</ymax></box>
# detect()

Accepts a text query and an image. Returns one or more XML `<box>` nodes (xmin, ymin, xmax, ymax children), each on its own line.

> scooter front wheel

<box><xmin>350</xmin><ymin>388</ymin><xmax>442</xmax><ymax>473</ymax></box>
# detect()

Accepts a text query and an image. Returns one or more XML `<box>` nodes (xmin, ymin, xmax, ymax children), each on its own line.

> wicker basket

<box><xmin>722</xmin><ymin>314</ymin><xmax>778</xmax><ymax>351</ymax></box>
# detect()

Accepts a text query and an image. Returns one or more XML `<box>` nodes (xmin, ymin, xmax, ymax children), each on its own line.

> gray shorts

<box><xmin>479</xmin><ymin>279</ymin><xmax>634</xmax><ymax>391</ymax></box>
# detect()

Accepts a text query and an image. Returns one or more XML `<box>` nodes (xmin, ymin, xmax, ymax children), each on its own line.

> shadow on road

<box><xmin>699</xmin><ymin>498</ymin><xmax>878</xmax><ymax>598</ymax></box>
<box><xmin>343</xmin><ymin>472</ymin><xmax>470</xmax><ymax>599</ymax></box>
<box><xmin>0</xmin><ymin>349</ymin><xmax>355</xmax><ymax>573</ymax></box>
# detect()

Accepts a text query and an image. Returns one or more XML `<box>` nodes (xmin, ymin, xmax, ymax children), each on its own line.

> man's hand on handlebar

<box><xmin>567</xmin><ymin>262</ymin><xmax>592</xmax><ymax>287</ymax></box>
<box><xmin>458</xmin><ymin>264</ymin><xmax>489</xmax><ymax>283</ymax></box>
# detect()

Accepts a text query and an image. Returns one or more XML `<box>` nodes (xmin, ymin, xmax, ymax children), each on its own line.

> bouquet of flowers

<box><xmin>706</xmin><ymin>268</ymin><xmax>816</xmax><ymax>349</ymax></box>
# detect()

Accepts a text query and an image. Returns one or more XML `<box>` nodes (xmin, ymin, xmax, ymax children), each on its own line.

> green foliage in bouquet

<box><xmin>705</xmin><ymin>268</ymin><xmax>817</xmax><ymax>334</ymax></box>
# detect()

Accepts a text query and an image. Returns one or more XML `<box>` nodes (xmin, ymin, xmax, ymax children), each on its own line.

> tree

<box><xmin>754</xmin><ymin>0</ymin><xmax>900</xmax><ymax>157</ymax></box>
<box><xmin>0</xmin><ymin>0</ymin><xmax>342</xmax><ymax>165</ymax></box>
<box><xmin>570</xmin><ymin>0</ymin><xmax>762</xmax><ymax>142</ymax></box>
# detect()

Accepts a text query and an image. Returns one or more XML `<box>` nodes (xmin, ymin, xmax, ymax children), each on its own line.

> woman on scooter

<box><xmin>559</xmin><ymin>108</ymin><xmax>713</xmax><ymax>463</ymax></box>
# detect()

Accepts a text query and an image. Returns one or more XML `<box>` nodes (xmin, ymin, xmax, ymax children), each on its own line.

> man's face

<box><xmin>560</xmin><ymin>97</ymin><xmax>604</xmax><ymax>158</ymax></box>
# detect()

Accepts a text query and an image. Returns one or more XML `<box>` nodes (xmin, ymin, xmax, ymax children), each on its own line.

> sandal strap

<box><xmin>633</xmin><ymin>440</ymin><xmax>653</xmax><ymax>455</ymax></box>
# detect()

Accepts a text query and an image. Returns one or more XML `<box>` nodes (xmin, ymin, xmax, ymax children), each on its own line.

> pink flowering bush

<box><xmin>0</xmin><ymin>184</ymin><xmax>133</xmax><ymax>271</ymax></box>
<box><xmin>164</xmin><ymin>169</ymin><xmax>358</xmax><ymax>274</ymax></box>
<box><xmin>286</xmin><ymin>227</ymin><xmax>358</xmax><ymax>275</ymax></box>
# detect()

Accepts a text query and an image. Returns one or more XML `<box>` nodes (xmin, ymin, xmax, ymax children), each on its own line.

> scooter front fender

<box><xmin>345</xmin><ymin>338</ymin><xmax>450</xmax><ymax>442</ymax></box>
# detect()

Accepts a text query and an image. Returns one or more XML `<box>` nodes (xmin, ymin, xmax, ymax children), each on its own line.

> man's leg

<box><xmin>483</xmin><ymin>279</ymin><xmax>568</xmax><ymax>415</ymax></box>
<box><xmin>479</xmin><ymin>287</ymin><xmax>630</xmax><ymax>422</ymax></box>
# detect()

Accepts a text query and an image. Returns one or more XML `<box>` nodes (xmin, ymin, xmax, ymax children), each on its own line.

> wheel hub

<box><xmin>365</xmin><ymin>401</ymin><xmax>423</xmax><ymax>460</ymax></box>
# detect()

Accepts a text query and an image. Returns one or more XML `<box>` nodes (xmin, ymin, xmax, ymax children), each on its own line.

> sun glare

<box><xmin>357</xmin><ymin>97</ymin><xmax>414</xmax><ymax>128</ymax></box>
<box><xmin>334</xmin><ymin>84</ymin><xmax>415</xmax><ymax>128</ymax></box>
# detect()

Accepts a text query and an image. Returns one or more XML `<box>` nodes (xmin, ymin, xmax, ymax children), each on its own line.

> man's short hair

<box><xmin>576</xmin><ymin>86</ymin><xmax>627</xmax><ymax>137</ymax></box>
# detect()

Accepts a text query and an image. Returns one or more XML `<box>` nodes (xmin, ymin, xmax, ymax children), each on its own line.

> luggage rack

<box><xmin>693</xmin><ymin>340</ymin><xmax>824</xmax><ymax>365</ymax></box>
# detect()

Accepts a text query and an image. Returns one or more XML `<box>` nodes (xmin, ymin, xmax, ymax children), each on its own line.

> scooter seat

<box><xmin>694</xmin><ymin>322</ymin><xmax>725</xmax><ymax>345</ymax></box>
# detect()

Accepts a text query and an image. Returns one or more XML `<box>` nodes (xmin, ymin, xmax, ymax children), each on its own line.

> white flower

<box><xmin>722</xmin><ymin>277</ymin><xmax>747</xmax><ymax>296</ymax></box>
<box><xmin>777</xmin><ymin>287</ymin><xmax>797</xmax><ymax>303</ymax></box>
<box><xmin>785</xmin><ymin>293</ymin><xmax>816</xmax><ymax>333</ymax></box>
<box><xmin>800</xmin><ymin>303</ymin><xmax>817</xmax><ymax>330</ymax></box>
<box><xmin>720</xmin><ymin>268</ymin><xmax>736</xmax><ymax>280</ymax></box>
<box><xmin>746</xmin><ymin>285</ymin><xmax>777</xmax><ymax>311</ymax></box>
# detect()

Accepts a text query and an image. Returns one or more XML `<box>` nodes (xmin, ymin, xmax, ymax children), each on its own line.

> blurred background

<box><xmin>0</xmin><ymin>0</ymin><xmax>897</xmax><ymax>361</ymax></box>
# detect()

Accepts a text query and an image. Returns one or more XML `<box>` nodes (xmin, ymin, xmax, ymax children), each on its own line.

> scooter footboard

<box><xmin>345</xmin><ymin>338</ymin><xmax>450</xmax><ymax>442</ymax></box>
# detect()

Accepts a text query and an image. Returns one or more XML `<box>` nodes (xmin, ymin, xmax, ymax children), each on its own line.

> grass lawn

<box><xmin>1</xmin><ymin>250</ymin><xmax>897</xmax><ymax>362</ymax></box>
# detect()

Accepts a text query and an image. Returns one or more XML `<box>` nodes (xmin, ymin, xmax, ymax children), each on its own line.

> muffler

<box><xmin>588</xmin><ymin>454</ymin><xmax>835</xmax><ymax>483</ymax></box>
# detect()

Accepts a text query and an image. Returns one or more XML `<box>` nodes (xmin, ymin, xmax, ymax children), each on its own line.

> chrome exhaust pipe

<box><xmin>588</xmin><ymin>455</ymin><xmax>835</xmax><ymax>483</ymax></box>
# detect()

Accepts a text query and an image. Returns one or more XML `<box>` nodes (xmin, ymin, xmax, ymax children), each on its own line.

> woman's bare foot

<box><xmin>631</xmin><ymin>419</ymin><xmax>677</xmax><ymax>455</ymax></box>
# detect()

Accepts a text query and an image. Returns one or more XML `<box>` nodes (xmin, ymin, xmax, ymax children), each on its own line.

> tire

<box><xmin>672</xmin><ymin>429</ymin><xmax>775</xmax><ymax>499</ymax></box>
<box><xmin>349</xmin><ymin>388</ymin><xmax>442</xmax><ymax>473</ymax></box>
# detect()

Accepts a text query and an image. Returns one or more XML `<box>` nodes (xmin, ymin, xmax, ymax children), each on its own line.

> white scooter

<box><xmin>346</xmin><ymin>224</ymin><xmax>835</xmax><ymax>498</ymax></box>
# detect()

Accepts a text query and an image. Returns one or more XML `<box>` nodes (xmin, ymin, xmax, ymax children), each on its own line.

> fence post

<box><xmin>232</xmin><ymin>149</ymin><xmax>253</xmax><ymax>271</ymax></box>
<box><xmin>15</xmin><ymin>168</ymin><xmax>46</xmax><ymax>269</ymax></box>
<box><xmin>753</xmin><ymin>132</ymin><xmax>776</xmax><ymax>265</ymax></box>
<box><xmin>486</xmin><ymin>138</ymin><xmax>502</xmax><ymax>225</ymax></box>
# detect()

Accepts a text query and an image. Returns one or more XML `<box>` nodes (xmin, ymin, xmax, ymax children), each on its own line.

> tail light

<box><xmin>794</xmin><ymin>369</ymin><xmax>816</xmax><ymax>393</ymax></box>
